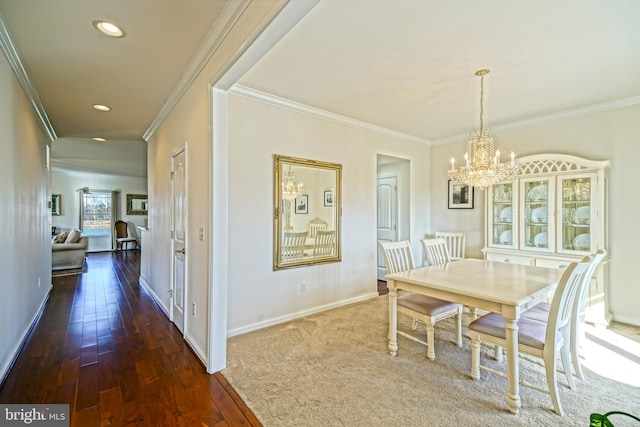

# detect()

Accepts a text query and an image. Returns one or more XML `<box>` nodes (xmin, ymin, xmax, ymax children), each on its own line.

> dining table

<box><xmin>385</xmin><ymin>258</ymin><xmax>564</xmax><ymax>415</ymax></box>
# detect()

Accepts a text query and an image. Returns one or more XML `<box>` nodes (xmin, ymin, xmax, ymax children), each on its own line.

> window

<box><xmin>81</xmin><ymin>192</ymin><xmax>113</xmax><ymax>237</ymax></box>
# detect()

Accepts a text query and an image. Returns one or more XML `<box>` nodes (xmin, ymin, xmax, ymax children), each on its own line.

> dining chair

<box><xmin>114</xmin><ymin>220</ymin><xmax>138</xmax><ymax>250</ymax></box>
<box><xmin>522</xmin><ymin>250</ymin><xmax>606</xmax><ymax>381</ymax></box>
<box><xmin>468</xmin><ymin>258</ymin><xmax>592</xmax><ymax>416</ymax></box>
<box><xmin>422</xmin><ymin>238</ymin><xmax>479</xmax><ymax>319</ymax></box>
<box><xmin>379</xmin><ymin>240</ymin><xmax>462</xmax><ymax>360</ymax></box>
<box><xmin>435</xmin><ymin>232</ymin><xmax>466</xmax><ymax>261</ymax></box>
<box><xmin>282</xmin><ymin>231</ymin><xmax>308</xmax><ymax>261</ymax></box>
<box><xmin>312</xmin><ymin>230</ymin><xmax>335</xmax><ymax>257</ymax></box>
<box><xmin>420</xmin><ymin>238</ymin><xmax>451</xmax><ymax>266</ymax></box>
<box><xmin>308</xmin><ymin>221</ymin><xmax>327</xmax><ymax>239</ymax></box>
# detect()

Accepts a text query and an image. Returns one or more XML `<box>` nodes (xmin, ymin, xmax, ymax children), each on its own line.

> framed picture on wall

<box><xmin>324</xmin><ymin>190</ymin><xmax>334</xmax><ymax>207</ymax></box>
<box><xmin>295</xmin><ymin>194</ymin><xmax>308</xmax><ymax>214</ymax></box>
<box><xmin>448</xmin><ymin>180</ymin><xmax>474</xmax><ymax>209</ymax></box>
<box><xmin>51</xmin><ymin>194</ymin><xmax>62</xmax><ymax>215</ymax></box>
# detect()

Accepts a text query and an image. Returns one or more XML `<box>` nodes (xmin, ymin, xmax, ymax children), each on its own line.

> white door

<box><xmin>377</xmin><ymin>175</ymin><xmax>398</xmax><ymax>280</ymax></box>
<box><xmin>171</xmin><ymin>147</ymin><xmax>187</xmax><ymax>334</ymax></box>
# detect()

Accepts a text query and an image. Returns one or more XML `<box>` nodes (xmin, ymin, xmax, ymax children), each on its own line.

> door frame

<box><xmin>206</xmin><ymin>1</ymin><xmax>321</xmax><ymax>373</ymax></box>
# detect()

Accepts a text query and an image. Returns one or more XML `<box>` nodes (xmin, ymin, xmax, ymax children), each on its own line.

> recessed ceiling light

<box><xmin>92</xmin><ymin>137</ymin><xmax>106</xmax><ymax>142</ymax></box>
<box><xmin>92</xmin><ymin>20</ymin><xmax>126</xmax><ymax>38</ymax></box>
<box><xmin>92</xmin><ymin>104</ymin><xmax>111</xmax><ymax>111</ymax></box>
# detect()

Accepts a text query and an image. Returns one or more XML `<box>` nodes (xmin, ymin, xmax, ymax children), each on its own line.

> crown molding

<box><xmin>229</xmin><ymin>85</ymin><xmax>432</xmax><ymax>145</ymax></box>
<box><xmin>213</xmin><ymin>0</ymin><xmax>315</xmax><ymax>90</ymax></box>
<box><xmin>142</xmin><ymin>0</ymin><xmax>255</xmax><ymax>141</ymax></box>
<box><xmin>0</xmin><ymin>11</ymin><xmax>57</xmax><ymax>142</ymax></box>
<box><xmin>433</xmin><ymin>95</ymin><xmax>640</xmax><ymax>145</ymax></box>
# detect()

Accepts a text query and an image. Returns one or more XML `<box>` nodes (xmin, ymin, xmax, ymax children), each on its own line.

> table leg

<box><xmin>505</xmin><ymin>318</ymin><xmax>521</xmax><ymax>415</ymax></box>
<box><xmin>388</xmin><ymin>283</ymin><xmax>398</xmax><ymax>357</ymax></box>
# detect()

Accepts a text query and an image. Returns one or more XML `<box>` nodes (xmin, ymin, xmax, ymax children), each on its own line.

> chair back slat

<box><xmin>575</xmin><ymin>249</ymin><xmax>606</xmax><ymax>322</ymax></box>
<box><xmin>435</xmin><ymin>232</ymin><xmax>465</xmax><ymax>261</ymax></box>
<box><xmin>313</xmin><ymin>230</ymin><xmax>335</xmax><ymax>256</ymax></box>
<box><xmin>308</xmin><ymin>222</ymin><xmax>327</xmax><ymax>239</ymax></box>
<box><xmin>282</xmin><ymin>231</ymin><xmax>308</xmax><ymax>261</ymax></box>
<box><xmin>546</xmin><ymin>259</ymin><xmax>591</xmax><ymax>348</ymax></box>
<box><xmin>379</xmin><ymin>241</ymin><xmax>414</xmax><ymax>274</ymax></box>
<box><xmin>420</xmin><ymin>238</ymin><xmax>451</xmax><ymax>266</ymax></box>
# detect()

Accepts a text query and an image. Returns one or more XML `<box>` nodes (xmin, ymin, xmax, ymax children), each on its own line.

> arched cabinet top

<box><xmin>515</xmin><ymin>154</ymin><xmax>609</xmax><ymax>177</ymax></box>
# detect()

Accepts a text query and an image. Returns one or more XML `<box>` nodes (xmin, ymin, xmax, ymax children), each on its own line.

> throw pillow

<box><xmin>53</xmin><ymin>232</ymin><xmax>68</xmax><ymax>244</ymax></box>
<box><xmin>65</xmin><ymin>229</ymin><xmax>81</xmax><ymax>244</ymax></box>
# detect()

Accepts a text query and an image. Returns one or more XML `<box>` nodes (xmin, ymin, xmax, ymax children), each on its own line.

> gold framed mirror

<box><xmin>126</xmin><ymin>194</ymin><xmax>148</xmax><ymax>215</ymax></box>
<box><xmin>274</xmin><ymin>155</ymin><xmax>342</xmax><ymax>270</ymax></box>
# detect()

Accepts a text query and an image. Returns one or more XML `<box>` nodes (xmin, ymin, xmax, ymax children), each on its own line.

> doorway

<box><xmin>376</xmin><ymin>155</ymin><xmax>410</xmax><ymax>280</ymax></box>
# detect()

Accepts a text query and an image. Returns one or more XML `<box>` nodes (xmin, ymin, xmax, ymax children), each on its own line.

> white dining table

<box><xmin>386</xmin><ymin>258</ymin><xmax>564</xmax><ymax>415</ymax></box>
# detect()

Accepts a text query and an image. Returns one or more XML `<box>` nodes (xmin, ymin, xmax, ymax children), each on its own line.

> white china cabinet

<box><xmin>483</xmin><ymin>154</ymin><xmax>610</xmax><ymax>325</ymax></box>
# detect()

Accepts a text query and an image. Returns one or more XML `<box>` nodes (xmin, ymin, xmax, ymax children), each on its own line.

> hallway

<box><xmin>0</xmin><ymin>251</ymin><xmax>259</xmax><ymax>426</ymax></box>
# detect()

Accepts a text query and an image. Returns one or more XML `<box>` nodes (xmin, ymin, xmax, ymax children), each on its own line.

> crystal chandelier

<box><xmin>448</xmin><ymin>69</ymin><xmax>519</xmax><ymax>190</ymax></box>
<box><xmin>282</xmin><ymin>165</ymin><xmax>304</xmax><ymax>200</ymax></box>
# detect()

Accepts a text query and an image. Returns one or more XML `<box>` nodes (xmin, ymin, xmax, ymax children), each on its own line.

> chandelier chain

<box><xmin>479</xmin><ymin>73</ymin><xmax>484</xmax><ymax>132</ymax></box>
<box><xmin>447</xmin><ymin>68</ymin><xmax>519</xmax><ymax>190</ymax></box>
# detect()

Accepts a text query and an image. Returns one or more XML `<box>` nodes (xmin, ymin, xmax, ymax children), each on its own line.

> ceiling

<box><xmin>2</xmin><ymin>1</ymin><xmax>639</xmax><ymax>176</ymax></box>
<box><xmin>0</xmin><ymin>0</ymin><xmax>228</xmax><ymax>177</ymax></box>
<box><xmin>239</xmin><ymin>0</ymin><xmax>640</xmax><ymax>144</ymax></box>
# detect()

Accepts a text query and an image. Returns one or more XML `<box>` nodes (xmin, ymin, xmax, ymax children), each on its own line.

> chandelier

<box><xmin>448</xmin><ymin>69</ymin><xmax>518</xmax><ymax>190</ymax></box>
<box><xmin>282</xmin><ymin>165</ymin><xmax>304</xmax><ymax>200</ymax></box>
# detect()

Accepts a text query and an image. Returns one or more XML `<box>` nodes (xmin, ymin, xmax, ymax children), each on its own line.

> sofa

<box><xmin>52</xmin><ymin>229</ymin><xmax>88</xmax><ymax>271</ymax></box>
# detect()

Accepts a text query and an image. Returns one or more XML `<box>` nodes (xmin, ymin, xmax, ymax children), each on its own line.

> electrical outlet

<box><xmin>192</xmin><ymin>302</ymin><xmax>196</xmax><ymax>316</ymax></box>
<box><xmin>300</xmin><ymin>281</ymin><xmax>307</xmax><ymax>292</ymax></box>
<box><xmin>37</xmin><ymin>278</ymin><xmax>41</xmax><ymax>288</ymax></box>
<box><xmin>198</xmin><ymin>227</ymin><xmax>205</xmax><ymax>241</ymax></box>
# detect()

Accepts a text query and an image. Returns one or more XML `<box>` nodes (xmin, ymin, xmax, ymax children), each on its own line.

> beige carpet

<box><xmin>222</xmin><ymin>296</ymin><xmax>640</xmax><ymax>426</ymax></box>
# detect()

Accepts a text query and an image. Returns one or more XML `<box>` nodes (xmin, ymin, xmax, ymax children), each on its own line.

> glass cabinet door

<box><xmin>488</xmin><ymin>181</ymin><xmax>515</xmax><ymax>247</ymax></box>
<box><xmin>521</xmin><ymin>177</ymin><xmax>554</xmax><ymax>251</ymax></box>
<box><xmin>558</xmin><ymin>173</ymin><xmax>595</xmax><ymax>254</ymax></box>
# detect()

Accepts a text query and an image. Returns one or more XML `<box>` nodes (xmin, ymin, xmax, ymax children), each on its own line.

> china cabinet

<box><xmin>483</xmin><ymin>154</ymin><xmax>610</xmax><ymax>325</ymax></box>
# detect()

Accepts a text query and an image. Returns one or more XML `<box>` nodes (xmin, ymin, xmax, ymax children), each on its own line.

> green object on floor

<box><xmin>590</xmin><ymin>411</ymin><xmax>640</xmax><ymax>426</ymax></box>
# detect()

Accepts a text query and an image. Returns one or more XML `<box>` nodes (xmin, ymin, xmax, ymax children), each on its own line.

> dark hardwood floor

<box><xmin>0</xmin><ymin>251</ymin><xmax>261</xmax><ymax>426</ymax></box>
<box><xmin>378</xmin><ymin>279</ymin><xmax>389</xmax><ymax>295</ymax></box>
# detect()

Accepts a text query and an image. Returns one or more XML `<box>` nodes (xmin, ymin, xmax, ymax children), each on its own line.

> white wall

<box><xmin>144</xmin><ymin>0</ymin><xmax>289</xmax><ymax>370</ymax></box>
<box><xmin>147</xmin><ymin>80</ymin><xmax>211</xmax><ymax>352</ymax></box>
<box><xmin>51</xmin><ymin>170</ymin><xmax>148</xmax><ymax>251</ymax></box>
<box><xmin>0</xmin><ymin>48</ymin><xmax>51</xmax><ymax>381</ymax></box>
<box><xmin>430</xmin><ymin>105</ymin><xmax>640</xmax><ymax>326</ymax></box>
<box><xmin>226</xmin><ymin>94</ymin><xmax>431</xmax><ymax>332</ymax></box>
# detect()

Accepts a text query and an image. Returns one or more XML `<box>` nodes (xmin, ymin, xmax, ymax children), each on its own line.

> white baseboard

<box><xmin>185</xmin><ymin>334</ymin><xmax>208</xmax><ymax>366</ymax></box>
<box><xmin>139</xmin><ymin>277</ymin><xmax>170</xmax><ymax>319</ymax></box>
<box><xmin>0</xmin><ymin>285</ymin><xmax>52</xmax><ymax>385</ymax></box>
<box><xmin>227</xmin><ymin>292</ymin><xmax>380</xmax><ymax>337</ymax></box>
<box><xmin>611</xmin><ymin>314</ymin><xmax>640</xmax><ymax>327</ymax></box>
<box><xmin>138</xmin><ymin>277</ymin><xmax>210</xmax><ymax>368</ymax></box>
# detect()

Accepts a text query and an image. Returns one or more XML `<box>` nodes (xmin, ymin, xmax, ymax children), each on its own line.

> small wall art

<box><xmin>448</xmin><ymin>180</ymin><xmax>474</xmax><ymax>209</ymax></box>
<box><xmin>295</xmin><ymin>194</ymin><xmax>308</xmax><ymax>214</ymax></box>
<box><xmin>52</xmin><ymin>194</ymin><xmax>62</xmax><ymax>215</ymax></box>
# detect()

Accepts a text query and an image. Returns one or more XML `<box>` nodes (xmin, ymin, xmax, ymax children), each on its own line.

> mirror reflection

<box><xmin>274</xmin><ymin>155</ymin><xmax>342</xmax><ymax>270</ymax></box>
<box><xmin>126</xmin><ymin>194</ymin><xmax>148</xmax><ymax>215</ymax></box>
